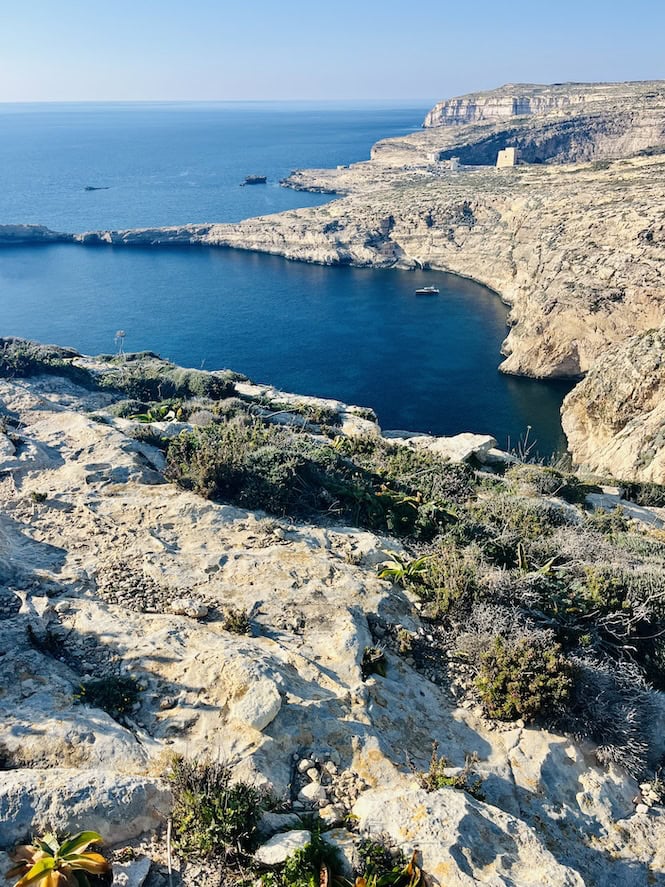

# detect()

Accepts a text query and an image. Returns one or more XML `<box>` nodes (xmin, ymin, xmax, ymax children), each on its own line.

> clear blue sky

<box><xmin>1</xmin><ymin>0</ymin><xmax>663</xmax><ymax>103</ymax></box>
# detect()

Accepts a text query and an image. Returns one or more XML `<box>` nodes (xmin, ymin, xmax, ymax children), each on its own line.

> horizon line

<box><xmin>0</xmin><ymin>97</ymin><xmax>438</xmax><ymax>106</ymax></box>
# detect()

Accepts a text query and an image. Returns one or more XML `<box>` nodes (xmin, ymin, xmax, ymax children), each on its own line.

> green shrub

<box><xmin>168</xmin><ymin>755</ymin><xmax>265</xmax><ymax>861</ymax></box>
<box><xmin>128</xmin><ymin>425</ymin><xmax>170</xmax><ymax>450</ymax></box>
<box><xmin>506</xmin><ymin>463</ymin><xmax>597</xmax><ymax>504</ymax></box>
<box><xmin>353</xmin><ymin>839</ymin><xmax>426</xmax><ymax>887</ymax></box>
<box><xmin>584</xmin><ymin>507</ymin><xmax>629</xmax><ymax>535</ymax></box>
<box><xmin>620</xmin><ymin>480</ymin><xmax>665</xmax><ymax>508</ymax></box>
<box><xmin>414</xmin><ymin>542</ymin><xmax>479</xmax><ymax>618</ymax></box>
<box><xmin>417</xmin><ymin>742</ymin><xmax>484</xmax><ymax>800</ymax></box>
<box><xmin>261</xmin><ymin>829</ymin><xmax>339</xmax><ymax>887</ymax></box>
<box><xmin>0</xmin><ymin>338</ymin><xmax>95</xmax><ymax>387</ymax></box>
<box><xmin>577</xmin><ymin>566</ymin><xmax>628</xmax><ymax>615</ymax></box>
<box><xmin>336</xmin><ymin>436</ymin><xmax>475</xmax><ymax>508</ymax></box>
<box><xmin>74</xmin><ymin>675</ymin><xmax>140</xmax><ymax>720</ymax></box>
<box><xmin>471</xmin><ymin>494</ymin><xmax>571</xmax><ymax>540</ymax></box>
<box><xmin>97</xmin><ymin>356</ymin><xmax>236</xmax><ymax>402</ymax></box>
<box><xmin>165</xmin><ymin>418</ymin><xmax>452</xmax><ymax>538</ymax></box>
<box><xmin>354</xmin><ymin>838</ymin><xmax>405</xmax><ymax>882</ymax></box>
<box><xmin>257</xmin><ymin>397</ymin><xmax>341</xmax><ymax>427</ymax></box>
<box><xmin>222</xmin><ymin>607</ymin><xmax>252</xmax><ymax>635</ymax></box>
<box><xmin>475</xmin><ymin>635</ymin><xmax>572</xmax><ymax>722</ymax></box>
<box><xmin>108</xmin><ymin>399</ymin><xmax>149</xmax><ymax>419</ymax></box>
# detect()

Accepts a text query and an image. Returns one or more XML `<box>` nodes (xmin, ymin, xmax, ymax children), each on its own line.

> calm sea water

<box><xmin>0</xmin><ymin>102</ymin><xmax>570</xmax><ymax>453</ymax></box>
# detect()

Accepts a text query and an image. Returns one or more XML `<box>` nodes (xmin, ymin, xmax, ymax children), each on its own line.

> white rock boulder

<box><xmin>230</xmin><ymin>677</ymin><xmax>282</xmax><ymax>731</ymax></box>
<box><xmin>0</xmin><ymin>769</ymin><xmax>171</xmax><ymax>850</ymax></box>
<box><xmin>255</xmin><ymin>829</ymin><xmax>311</xmax><ymax>866</ymax></box>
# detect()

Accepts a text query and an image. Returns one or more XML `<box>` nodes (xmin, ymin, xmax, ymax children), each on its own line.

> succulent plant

<box><xmin>5</xmin><ymin>831</ymin><xmax>111</xmax><ymax>887</ymax></box>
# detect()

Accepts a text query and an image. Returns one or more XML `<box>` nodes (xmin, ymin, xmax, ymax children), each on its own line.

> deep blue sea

<box><xmin>0</xmin><ymin>102</ymin><xmax>571</xmax><ymax>453</ymax></box>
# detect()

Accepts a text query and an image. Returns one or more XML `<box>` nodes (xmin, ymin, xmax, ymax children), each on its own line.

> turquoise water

<box><xmin>0</xmin><ymin>103</ymin><xmax>571</xmax><ymax>454</ymax></box>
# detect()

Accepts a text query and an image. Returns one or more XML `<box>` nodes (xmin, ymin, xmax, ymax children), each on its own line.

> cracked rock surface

<box><xmin>0</xmin><ymin>372</ymin><xmax>664</xmax><ymax>885</ymax></box>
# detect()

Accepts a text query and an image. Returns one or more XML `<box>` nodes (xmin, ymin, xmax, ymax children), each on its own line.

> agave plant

<box><xmin>378</xmin><ymin>553</ymin><xmax>431</xmax><ymax>586</ymax></box>
<box><xmin>5</xmin><ymin>831</ymin><xmax>111</xmax><ymax>887</ymax></box>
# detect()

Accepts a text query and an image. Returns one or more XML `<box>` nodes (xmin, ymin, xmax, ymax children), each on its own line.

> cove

<box><xmin>0</xmin><ymin>244</ymin><xmax>571</xmax><ymax>455</ymax></box>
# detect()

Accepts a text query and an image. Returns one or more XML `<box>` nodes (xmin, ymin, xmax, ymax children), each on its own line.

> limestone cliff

<box><xmin>423</xmin><ymin>80</ymin><xmax>665</xmax><ymax>127</ymax></box>
<box><xmin>4</xmin><ymin>81</ymin><xmax>665</xmax><ymax>481</ymax></box>
<box><xmin>562</xmin><ymin>324</ymin><xmax>665</xmax><ymax>481</ymax></box>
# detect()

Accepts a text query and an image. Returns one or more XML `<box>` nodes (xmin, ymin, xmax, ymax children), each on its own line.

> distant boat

<box><xmin>84</xmin><ymin>185</ymin><xmax>110</xmax><ymax>191</ymax></box>
<box><xmin>241</xmin><ymin>175</ymin><xmax>267</xmax><ymax>186</ymax></box>
<box><xmin>415</xmin><ymin>286</ymin><xmax>439</xmax><ymax>295</ymax></box>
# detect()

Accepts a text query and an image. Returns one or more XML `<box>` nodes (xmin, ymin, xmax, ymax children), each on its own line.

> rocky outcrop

<box><xmin>0</xmin><ymin>224</ymin><xmax>72</xmax><ymax>245</ymax></box>
<box><xmin>562</xmin><ymin>324</ymin><xmax>665</xmax><ymax>481</ymax></box>
<box><xmin>197</xmin><ymin>155</ymin><xmax>665</xmax><ymax>381</ymax></box>
<box><xmin>0</xmin><ymin>369</ymin><xmax>664</xmax><ymax>883</ymax></box>
<box><xmin>423</xmin><ymin>80</ymin><xmax>665</xmax><ymax>128</ymax></box>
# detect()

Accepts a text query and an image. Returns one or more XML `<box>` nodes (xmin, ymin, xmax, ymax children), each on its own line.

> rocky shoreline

<box><xmin>2</xmin><ymin>80</ymin><xmax>664</xmax><ymax>482</ymax></box>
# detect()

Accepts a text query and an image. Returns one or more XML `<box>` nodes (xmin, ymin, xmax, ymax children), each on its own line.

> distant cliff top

<box><xmin>424</xmin><ymin>80</ymin><xmax>665</xmax><ymax>127</ymax></box>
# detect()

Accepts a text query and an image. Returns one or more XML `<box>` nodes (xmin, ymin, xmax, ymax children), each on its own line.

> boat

<box><xmin>415</xmin><ymin>286</ymin><xmax>439</xmax><ymax>295</ymax></box>
<box><xmin>241</xmin><ymin>175</ymin><xmax>267</xmax><ymax>186</ymax></box>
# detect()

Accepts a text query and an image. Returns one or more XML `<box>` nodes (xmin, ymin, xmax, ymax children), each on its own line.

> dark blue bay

<box><xmin>0</xmin><ymin>244</ymin><xmax>570</xmax><ymax>453</ymax></box>
<box><xmin>0</xmin><ymin>102</ymin><xmax>571</xmax><ymax>454</ymax></box>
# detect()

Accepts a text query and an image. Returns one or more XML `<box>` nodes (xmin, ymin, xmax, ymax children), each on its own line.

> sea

<box><xmin>0</xmin><ymin>101</ymin><xmax>572</xmax><ymax>454</ymax></box>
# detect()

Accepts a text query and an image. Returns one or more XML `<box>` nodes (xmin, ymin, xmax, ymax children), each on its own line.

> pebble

<box><xmin>297</xmin><ymin>758</ymin><xmax>315</xmax><ymax>773</ymax></box>
<box><xmin>306</xmin><ymin>768</ymin><xmax>320</xmax><ymax>782</ymax></box>
<box><xmin>170</xmin><ymin>598</ymin><xmax>208</xmax><ymax>619</ymax></box>
<box><xmin>635</xmin><ymin>803</ymin><xmax>649</xmax><ymax>815</ymax></box>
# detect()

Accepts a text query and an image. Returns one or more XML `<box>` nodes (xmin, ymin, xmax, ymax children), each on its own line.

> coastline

<box><xmin>2</xmin><ymin>83</ymin><xmax>665</xmax><ymax>481</ymax></box>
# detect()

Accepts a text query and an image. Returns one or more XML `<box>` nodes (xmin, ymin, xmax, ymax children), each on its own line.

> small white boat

<box><xmin>415</xmin><ymin>286</ymin><xmax>439</xmax><ymax>295</ymax></box>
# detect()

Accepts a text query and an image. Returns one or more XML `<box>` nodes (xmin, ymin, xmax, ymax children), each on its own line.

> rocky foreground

<box><xmin>2</xmin><ymin>81</ymin><xmax>665</xmax><ymax>483</ymax></box>
<box><xmin>1</xmin><ymin>344</ymin><xmax>665</xmax><ymax>885</ymax></box>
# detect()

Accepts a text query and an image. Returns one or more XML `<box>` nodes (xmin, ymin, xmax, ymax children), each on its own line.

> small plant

<box><xmin>168</xmin><ymin>755</ymin><xmax>265</xmax><ymax>861</ymax></box>
<box><xmin>475</xmin><ymin>635</ymin><xmax>572</xmax><ymax>722</ymax></box>
<box><xmin>260</xmin><ymin>828</ymin><xmax>339</xmax><ymax>887</ymax></box>
<box><xmin>413</xmin><ymin>542</ymin><xmax>478</xmax><ymax>618</ymax></box>
<box><xmin>221</xmin><ymin>607</ymin><xmax>252</xmax><ymax>635</ymax></box>
<box><xmin>74</xmin><ymin>675</ymin><xmax>140</xmax><ymax>720</ymax></box>
<box><xmin>378</xmin><ymin>554</ymin><xmax>431</xmax><ymax>587</ymax></box>
<box><xmin>584</xmin><ymin>507</ymin><xmax>629</xmax><ymax>535</ymax></box>
<box><xmin>6</xmin><ymin>831</ymin><xmax>111</xmax><ymax>887</ymax></box>
<box><xmin>620</xmin><ymin>480</ymin><xmax>665</xmax><ymax>508</ymax></box>
<box><xmin>416</xmin><ymin>741</ymin><xmax>484</xmax><ymax>800</ymax></box>
<box><xmin>396</xmin><ymin>628</ymin><xmax>414</xmax><ymax>654</ymax></box>
<box><xmin>361</xmin><ymin>646</ymin><xmax>387</xmax><ymax>679</ymax></box>
<box><xmin>130</xmin><ymin>401</ymin><xmax>184</xmax><ymax>423</ymax></box>
<box><xmin>355</xmin><ymin>849</ymin><xmax>424</xmax><ymax>887</ymax></box>
<box><xmin>30</xmin><ymin>491</ymin><xmax>48</xmax><ymax>504</ymax></box>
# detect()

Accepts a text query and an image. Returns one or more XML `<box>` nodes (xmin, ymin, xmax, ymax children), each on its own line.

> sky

<box><xmin>0</xmin><ymin>0</ymin><xmax>663</xmax><ymax>103</ymax></box>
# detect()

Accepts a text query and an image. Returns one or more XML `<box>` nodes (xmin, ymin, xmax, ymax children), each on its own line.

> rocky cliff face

<box><xmin>562</xmin><ymin>324</ymin><xmax>665</xmax><ymax>481</ymax></box>
<box><xmin>205</xmin><ymin>156</ymin><xmax>665</xmax><ymax>383</ymax></box>
<box><xmin>423</xmin><ymin>80</ymin><xmax>665</xmax><ymax>127</ymax></box>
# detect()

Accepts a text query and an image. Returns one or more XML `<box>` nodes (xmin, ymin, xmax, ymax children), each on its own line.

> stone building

<box><xmin>496</xmin><ymin>147</ymin><xmax>519</xmax><ymax>168</ymax></box>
